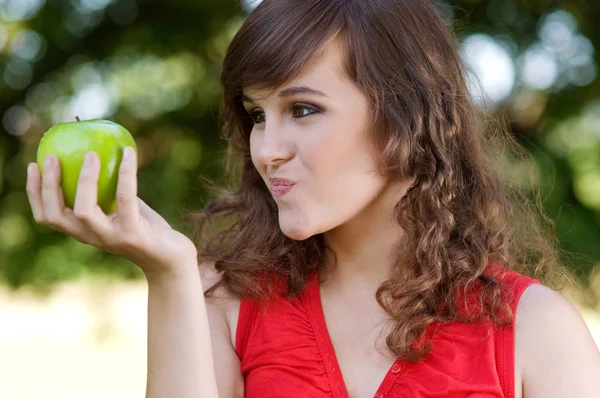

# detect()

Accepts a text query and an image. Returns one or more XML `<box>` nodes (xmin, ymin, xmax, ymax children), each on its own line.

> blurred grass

<box><xmin>0</xmin><ymin>277</ymin><xmax>148</xmax><ymax>398</ymax></box>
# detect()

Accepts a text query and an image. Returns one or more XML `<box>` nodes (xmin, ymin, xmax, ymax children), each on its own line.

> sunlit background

<box><xmin>1</xmin><ymin>0</ymin><xmax>600</xmax><ymax>396</ymax></box>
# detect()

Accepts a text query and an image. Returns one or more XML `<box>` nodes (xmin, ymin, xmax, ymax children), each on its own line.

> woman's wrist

<box><xmin>144</xmin><ymin>259</ymin><xmax>201</xmax><ymax>287</ymax></box>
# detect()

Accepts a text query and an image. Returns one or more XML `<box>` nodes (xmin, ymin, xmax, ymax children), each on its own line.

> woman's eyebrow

<box><xmin>242</xmin><ymin>85</ymin><xmax>329</xmax><ymax>103</ymax></box>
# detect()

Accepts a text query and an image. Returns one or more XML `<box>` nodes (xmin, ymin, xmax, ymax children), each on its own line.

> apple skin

<box><xmin>36</xmin><ymin>118</ymin><xmax>137</xmax><ymax>214</ymax></box>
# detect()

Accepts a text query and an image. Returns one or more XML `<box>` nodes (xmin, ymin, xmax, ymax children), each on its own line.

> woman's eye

<box><xmin>250</xmin><ymin>110</ymin><xmax>266</xmax><ymax>124</ymax></box>
<box><xmin>248</xmin><ymin>104</ymin><xmax>319</xmax><ymax>125</ymax></box>
<box><xmin>291</xmin><ymin>105</ymin><xmax>316</xmax><ymax>118</ymax></box>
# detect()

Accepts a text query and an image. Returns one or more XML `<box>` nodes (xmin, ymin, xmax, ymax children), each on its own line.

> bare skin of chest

<box><xmin>320</xmin><ymin>288</ymin><xmax>398</xmax><ymax>398</ymax></box>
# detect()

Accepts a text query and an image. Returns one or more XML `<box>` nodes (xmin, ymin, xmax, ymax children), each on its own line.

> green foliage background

<box><xmin>1</xmin><ymin>0</ymin><xmax>599</xmax><ymax>304</ymax></box>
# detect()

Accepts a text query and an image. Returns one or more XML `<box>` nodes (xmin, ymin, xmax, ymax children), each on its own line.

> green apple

<box><xmin>36</xmin><ymin>118</ymin><xmax>137</xmax><ymax>214</ymax></box>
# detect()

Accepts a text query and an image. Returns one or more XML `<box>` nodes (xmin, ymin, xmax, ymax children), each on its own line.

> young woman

<box><xmin>26</xmin><ymin>0</ymin><xmax>600</xmax><ymax>397</ymax></box>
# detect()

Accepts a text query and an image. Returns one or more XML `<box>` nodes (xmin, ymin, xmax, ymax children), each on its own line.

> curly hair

<box><xmin>185</xmin><ymin>0</ymin><xmax>574</xmax><ymax>361</ymax></box>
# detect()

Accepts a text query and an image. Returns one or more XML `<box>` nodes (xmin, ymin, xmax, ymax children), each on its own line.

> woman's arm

<box><xmin>145</xmin><ymin>261</ymin><xmax>244</xmax><ymax>398</ymax></box>
<box><xmin>145</xmin><ymin>266</ymin><xmax>220</xmax><ymax>398</ymax></box>
<box><xmin>515</xmin><ymin>283</ymin><xmax>600</xmax><ymax>398</ymax></box>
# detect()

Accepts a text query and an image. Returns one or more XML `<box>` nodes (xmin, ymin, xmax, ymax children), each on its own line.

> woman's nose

<box><xmin>252</xmin><ymin>124</ymin><xmax>294</xmax><ymax>166</ymax></box>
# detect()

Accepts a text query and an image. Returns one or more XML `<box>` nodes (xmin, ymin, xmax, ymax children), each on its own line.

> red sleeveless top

<box><xmin>235</xmin><ymin>265</ymin><xmax>540</xmax><ymax>398</ymax></box>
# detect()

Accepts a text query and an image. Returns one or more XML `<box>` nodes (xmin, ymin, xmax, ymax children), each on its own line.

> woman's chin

<box><xmin>281</xmin><ymin>228</ymin><xmax>313</xmax><ymax>241</ymax></box>
<box><xmin>279</xmin><ymin>219</ymin><xmax>318</xmax><ymax>241</ymax></box>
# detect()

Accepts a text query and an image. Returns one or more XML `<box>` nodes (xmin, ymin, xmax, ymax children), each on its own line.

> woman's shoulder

<box><xmin>198</xmin><ymin>260</ymin><xmax>242</xmax><ymax>345</ymax></box>
<box><xmin>514</xmin><ymin>281</ymin><xmax>600</xmax><ymax>397</ymax></box>
<box><xmin>199</xmin><ymin>260</ymin><xmax>241</xmax><ymax>302</ymax></box>
<box><xmin>198</xmin><ymin>261</ymin><xmax>246</xmax><ymax>397</ymax></box>
<box><xmin>484</xmin><ymin>263</ymin><xmax>542</xmax><ymax>312</ymax></box>
<box><xmin>515</xmin><ymin>282</ymin><xmax>574</xmax><ymax>327</ymax></box>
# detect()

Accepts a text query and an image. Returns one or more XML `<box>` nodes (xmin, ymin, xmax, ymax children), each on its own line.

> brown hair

<box><xmin>185</xmin><ymin>0</ymin><xmax>574</xmax><ymax>361</ymax></box>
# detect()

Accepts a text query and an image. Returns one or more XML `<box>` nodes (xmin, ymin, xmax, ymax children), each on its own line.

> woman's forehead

<box><xmin>242</xmin><ymin>40</ymin><xmax>350</xmax><ymax>102</ymax></box>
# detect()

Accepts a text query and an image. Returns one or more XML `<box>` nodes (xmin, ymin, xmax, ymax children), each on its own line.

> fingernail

<box><xmin>123</xmin><ymin>147</ymin><xmax>132</xmax><ymax>161</ymax></box>
<box><xmin>27</xmin><ymin>163</ymin><xmax>34</xmax><ymax>178</ymax></box>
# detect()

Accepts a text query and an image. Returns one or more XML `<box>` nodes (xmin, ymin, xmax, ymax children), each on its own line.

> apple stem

<box><xmin>76</xmin><ymin>116</ymin><xmax>80</xmax><ymax>122</ymax></box>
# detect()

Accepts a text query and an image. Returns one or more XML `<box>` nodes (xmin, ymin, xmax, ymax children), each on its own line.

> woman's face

<box><xmin>243</xmin><ymin>39</ymin><xmax>392</xmax><ymax>241</ymax></box>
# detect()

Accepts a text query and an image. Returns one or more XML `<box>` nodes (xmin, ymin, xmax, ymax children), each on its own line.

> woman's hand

<box><xmin>25</xmin><ymin>147</ymin><xmax>198</xmax><ymax>278</ymax></box>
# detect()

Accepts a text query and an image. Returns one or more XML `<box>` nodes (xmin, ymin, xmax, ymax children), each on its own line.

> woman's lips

<box><xmin>269</xmin><ymin>178</ymin><xmax>296</xmax><ymax>197</ymax></box>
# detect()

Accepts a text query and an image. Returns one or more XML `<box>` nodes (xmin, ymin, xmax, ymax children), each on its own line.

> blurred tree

<box><xmin>0</xmin><ymin>0</ymin><xmax>244</xmax><ymax>292</ymax></box>
<box><xmin>450</xmin><ymin>0</ymin><xmax>600</xmax><ymax>305</ymax></box>
<box><xmin>0</xmin><ymin>0</ymin><xmax>599</xmax><ymax>304</ymax></box>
